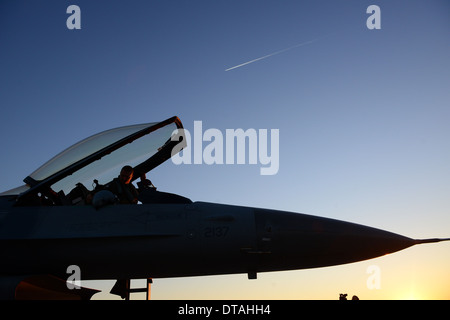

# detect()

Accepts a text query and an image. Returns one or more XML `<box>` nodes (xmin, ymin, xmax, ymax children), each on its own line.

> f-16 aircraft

<box><xmin>0</xmin><ymin>116</ymin><xmax>448</xmax><ymax>300</ymax></box>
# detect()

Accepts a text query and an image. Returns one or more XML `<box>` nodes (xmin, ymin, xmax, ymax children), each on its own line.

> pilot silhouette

<box><xmin>107</xmin><ymin>165</ymin><xmax>139</xmax><ymax>204</ymax></box>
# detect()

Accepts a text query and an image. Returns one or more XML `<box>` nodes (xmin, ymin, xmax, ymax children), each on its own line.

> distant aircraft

<box><xmin>0</xmin><ymin>116</ymin><xmax>448</xmax><ymax>299</ymax></box>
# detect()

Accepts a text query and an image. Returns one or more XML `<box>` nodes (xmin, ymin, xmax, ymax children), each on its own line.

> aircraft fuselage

<box><xmin>0</xmin><ymin>200</ymin><xmax>417</xmax><ymax>281</ymax></box>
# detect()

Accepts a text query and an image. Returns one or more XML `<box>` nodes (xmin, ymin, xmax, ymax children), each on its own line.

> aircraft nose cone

<box><xmin>254</xmin><ymin>209</ymin><xmax>417</xmax><ymax>271</ymax></box>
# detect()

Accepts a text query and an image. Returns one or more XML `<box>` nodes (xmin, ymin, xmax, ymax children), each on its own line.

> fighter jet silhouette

<box><xmin>0</xmin><ymin>116</ymin><xmax>448</xmax><ymax>299</ymax></box>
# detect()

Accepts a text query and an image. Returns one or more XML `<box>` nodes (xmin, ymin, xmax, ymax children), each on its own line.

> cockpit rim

<box><xmin>0</xmin><ymin>116</ymin><xmax>185</xmax><ymax>201</ymax></box>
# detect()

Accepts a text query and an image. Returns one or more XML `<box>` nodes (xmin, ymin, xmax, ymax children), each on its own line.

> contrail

<box><xmin>225</xmin><ymin>37</ymin><xmax>320</xmax><ymax>72</ymax></box>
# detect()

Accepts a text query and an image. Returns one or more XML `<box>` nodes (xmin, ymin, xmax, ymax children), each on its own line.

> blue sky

<box><xmin>1</xmin><ymin>0</ymin><xmax>449</xmax><ymax>299</ymax></box>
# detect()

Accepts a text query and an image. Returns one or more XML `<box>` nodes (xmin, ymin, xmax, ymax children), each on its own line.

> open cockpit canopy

<box><xmin>3</xmin><ymin>116</ymin><xmax>185</xmax><ymax>202</ymax></box>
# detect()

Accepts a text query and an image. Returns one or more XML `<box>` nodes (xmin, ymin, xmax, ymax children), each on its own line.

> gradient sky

<box><xmin>1</xmin><ymin>0</ymin><xmax>449</xmax><ymax>299</ymax></box>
